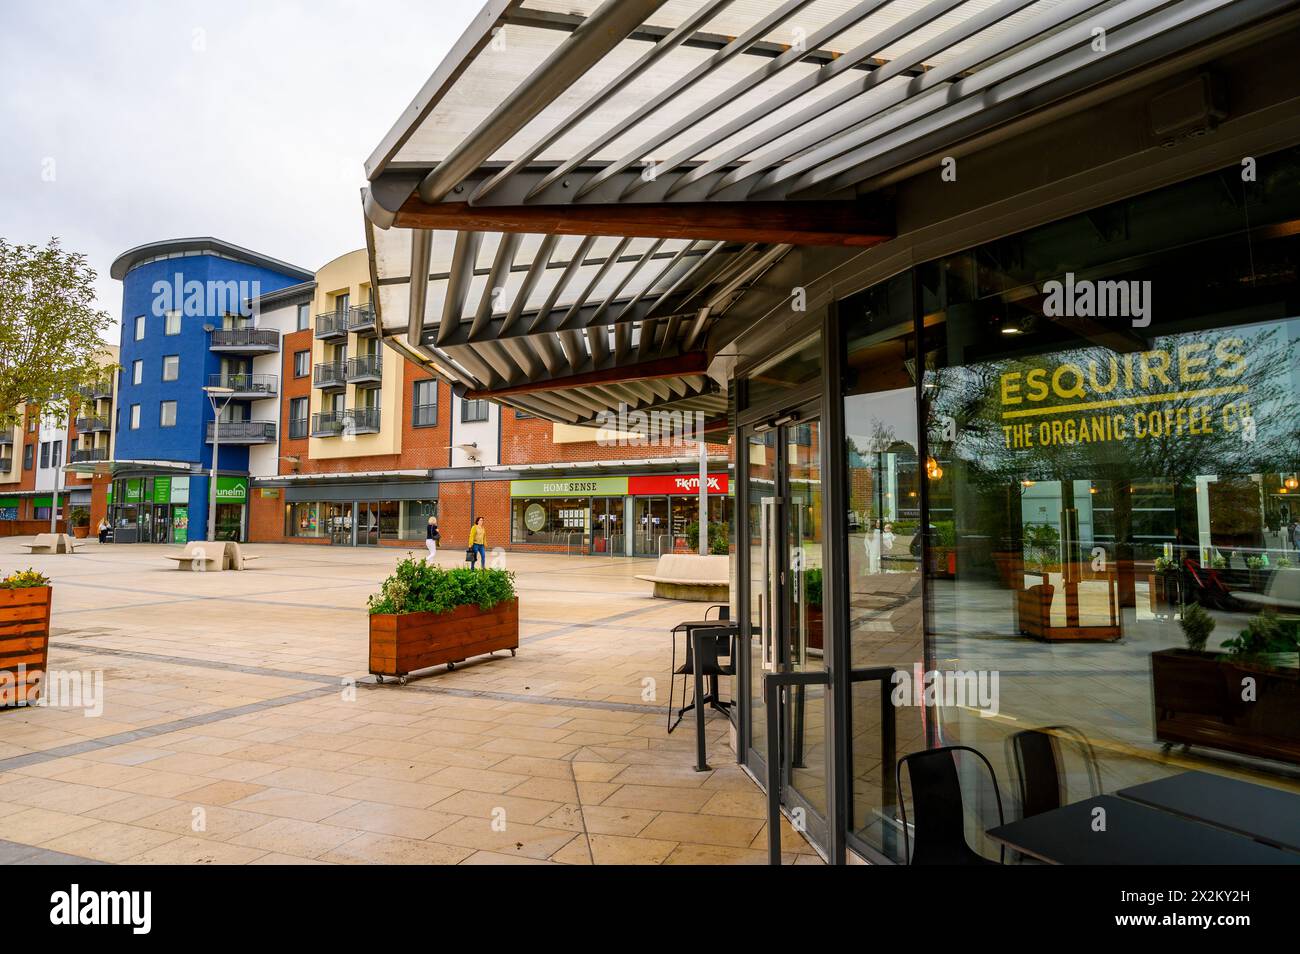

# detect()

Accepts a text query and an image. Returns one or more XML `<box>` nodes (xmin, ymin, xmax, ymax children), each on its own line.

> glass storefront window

<box><xmin>511</xmin><ymin>498</ymin><xmax>589</xmax><ymax>547</ymax></box>
<box><xmin>832</xmin><ymin>147</ymin><xmax>1300</xmax><ymax>862</ymax></box>
<box><xmin>399</xmin><ymin>500</ymin><xmax>437</xmax><ymax>541</ymax></box>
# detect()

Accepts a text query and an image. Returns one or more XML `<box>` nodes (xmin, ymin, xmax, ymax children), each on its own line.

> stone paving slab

<box><xmin>0</xmin><ymin>540</ymin><xmax>817</xmax><ymax>865</ymax></box>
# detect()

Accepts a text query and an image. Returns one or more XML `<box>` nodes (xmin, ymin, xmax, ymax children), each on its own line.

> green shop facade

<box><xmin>107</xmin><ymin>473</ymin><xmax>250</xmax><ymax>543</ymax></box>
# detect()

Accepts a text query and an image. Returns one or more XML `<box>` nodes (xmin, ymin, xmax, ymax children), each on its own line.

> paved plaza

<box><xmin>0</xmin><ymin>540</ymin><xmax>815</xmax><ymax>865</ymax></box>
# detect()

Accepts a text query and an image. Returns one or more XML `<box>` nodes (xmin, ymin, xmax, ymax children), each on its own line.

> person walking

<box><xmin>425</xmin><ymin>514</ymin><xmax>440</xmax><ymax>561</ymax></box>
<box><xmin>468</xmin><ymin>516</ymin><xmax>487</xmax><ymax>569</ymax></box>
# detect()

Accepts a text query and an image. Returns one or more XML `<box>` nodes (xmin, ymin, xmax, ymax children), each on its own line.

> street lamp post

<box><xmin>203</xmin><ymin>385</ymin><xmax>234</xmax><ymax>542</ymax></box>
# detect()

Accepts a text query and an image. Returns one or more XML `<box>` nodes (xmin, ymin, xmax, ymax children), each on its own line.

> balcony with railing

<box><xmin>346</xmin><ymin>304</ymin><xmax>376</xmax><ymax>334</ymax></box>
<box><xmin>311</xmin><ymin>407</ymin><xmax>380</xmax><ymax>437</ymax></box>
<box><xmin>210</xmin><ymin>328</ymin><xmax>280</xmax><ymax>353</ymax></box>
<box><xmin>208</xmin><ymin>372</ymin><xmax>278</xmax><ymax>399</ymax></box>
<box><xmin>346</xmin><ymin>354</ymin><xmax>383</xmax><ymax>387</ymax></box>
<box><xmin>315</xmin><ymin>311</ymin><xmax>349</xmax><ymax>339</ymax></box>
<box><xmin>0</xmin><ymin>431</ymin><xmax>13</xmax><ymax>446</ymax></box>
<box><xmin>313</xmin><ymin>362</ymin><xmax>347</xmax><ymax>390</ymax></box>
<box><xmin>74</xmin><ymin>415</ymin><xmax>111</xmax><ymax>433</ymax></box>
<box><xmin>72</xmin><ymin>447</ymin><xmax>109</xmax><ymax>463</ymax></box>
<box><xmin>205</xmin><ymin>420</ymin><xmax>277</xmax><ymax>444</ymax></box>
<box><xmin>77</xmin><ymin>380</ymin><xmax>113</xmax><ymax>400</ymax></box>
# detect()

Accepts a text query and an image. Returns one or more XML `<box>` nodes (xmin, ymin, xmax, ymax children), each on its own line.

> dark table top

<box><xmin>987</xmin><ymin>795</ymin><xmax>1300</xmax><ymax>865</ymax></box>
<box><xmin>1117</xmin><ymin>771</ymin><xmax>1300</xmax><ymax>853</ymax></box>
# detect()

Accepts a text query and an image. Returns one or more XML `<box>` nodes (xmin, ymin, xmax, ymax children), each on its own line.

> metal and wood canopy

<box><xmin>363</xmin><ymin>0</ymin><xmax>1295</xmax><ymax>423</ymax></box>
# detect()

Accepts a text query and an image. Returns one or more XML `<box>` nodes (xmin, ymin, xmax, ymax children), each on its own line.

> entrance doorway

<box><xmin>745</xmin><ymin>405</ymin><xmax>826</xmax><ymax>847</ymax></box>
<box><xmin>590</xmin><ymin>497</ymin><xmax>622</xmax><ymax>554</ymax></box>
<box><xmin>633</xmin><ymin>497</ymin><xmax>669</xmax><ymax>555</ymax></box>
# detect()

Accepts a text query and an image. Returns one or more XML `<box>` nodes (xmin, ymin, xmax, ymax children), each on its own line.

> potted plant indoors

<box><xmin>367</xmin><ymin>557</ymin><xmax>518</xmax><ymax>684</ymax></box>
<box><xmin>68</xmin><ymin>507</ymin><xmax>90</xmax><ymax>539</ymax></box>
<box><xmin>0</xmin><ymin>569</ymin><xmax>52</xmax><ymax>708</ymax></box>
<box><xmin>1150</xmin><ymin>604</ymin><xmax>1300</xmax><ymax>764</ymax></box>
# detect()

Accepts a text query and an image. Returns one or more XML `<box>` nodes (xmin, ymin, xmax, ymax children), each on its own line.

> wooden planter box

<box><xmin>0</xmin><ymin>586</ymin><xmax>52</xmax><ymax>707</ymax></box>
<box><xmin>369</xmin><ymin>598</ymin><xmax>518</xmax><ymax>682</ymax></box>
<box><xmin>1151</xmin><ymin>648</ymin><xmax>1300</xmax><ymax>765</ymax></box>
<box><xmin>1018</xmin><ymin>582</ymin><xmax>1121</xmax><ymax>642</ymax></box>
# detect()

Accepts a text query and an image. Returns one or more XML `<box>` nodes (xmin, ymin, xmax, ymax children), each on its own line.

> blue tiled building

<box><xmin>106</xmin><ymin>239</ymin><xmax>312</xmax><ymax>542</ymax></box>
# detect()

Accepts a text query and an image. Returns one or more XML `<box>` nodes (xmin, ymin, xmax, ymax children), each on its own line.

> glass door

<box><xmin>358</xmin><ymin>501</ymin><xmax>380</xmax><ymax>546</ymax></box>
<box><xmin>590</xmin><ymin>497</ymin><xmax>621</xmax><ymax>554</ymax></box>
<box><xmin>745</xmin><ymin>408</ymin><xmax>827</xmax><ymax>848</ymax></box>
<box><xmin>634</xmin><ymin>497</ymin><xmax>669</xmax><ymax>555</ymax></box>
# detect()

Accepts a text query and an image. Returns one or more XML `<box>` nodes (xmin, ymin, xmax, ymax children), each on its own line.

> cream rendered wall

<box><xmin>307</xmin><ymin>249</ymin><xmax>402</xmax><ymax>460</ymax></box>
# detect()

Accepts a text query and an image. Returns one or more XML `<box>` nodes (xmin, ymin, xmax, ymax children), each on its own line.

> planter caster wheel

<box><xmin>374</xmin><ymin>675</ymin><xmax>384</xmax><ymax>685</ymax></box>
<box><xmin>1161</xmin><ymin>742</ymin><xmax>1173</xmax><ymax>754</ymax></box>
<box><xmin>510</xmin><ymin>649</ymin><xmax>516</xmax><ymax>657</ymax></box>
<box><xmin>446</xmin><ymin>661</ymin><xmax>456</xmax><ymax>672</ymax></box>
<box><xmin>398</xmin><ymin>675</ymin><xmax>408</xmax><ymax>686</ymax></box>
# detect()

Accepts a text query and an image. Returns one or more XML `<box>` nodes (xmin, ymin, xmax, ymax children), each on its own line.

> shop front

<box><xmin>509</xmin><ymin>474</ymin><xmax>732</xmax><ymax>556</ymax></box>
<box><xmin>279</xmin><ymin>481</ymin><xmax>437</xmax><ymax>546</ymax></box>
<box><xmin>727</xmin><ymin>147</ymin><xmax>1300</xmax><ymax>864</ymax></box>
<box><xmin>107</xmin><ymin>475</ymin><xmax>194</xmax><ymax>543</ymax></box>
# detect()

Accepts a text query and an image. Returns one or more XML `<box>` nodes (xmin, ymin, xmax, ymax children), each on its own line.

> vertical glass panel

<box><xmin>841</xmin><ymin>272</ymin><xmax>924</xmax><ymax>863</ymax></box>
<box><xmin>747</xmin><ymin>431</ymin><xmax>776</xmax><ymax>762</ymax></box>
<box><xmin>921</xmin><ymin>148</ymin><xmax>1300</xmax><ymax>861</ymax></box>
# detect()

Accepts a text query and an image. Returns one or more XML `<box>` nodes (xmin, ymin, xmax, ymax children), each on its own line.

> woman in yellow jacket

<box><xmin>468</xmin><ymin>516</ymin><xmax>487</xmax><ymax>569</ymax></box>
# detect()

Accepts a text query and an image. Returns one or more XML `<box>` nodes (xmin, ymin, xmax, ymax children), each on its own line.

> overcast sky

<box><xmin>0</xmin><ymin>0</ymin><xmax>480</xmax><ymax>336</ymax></box>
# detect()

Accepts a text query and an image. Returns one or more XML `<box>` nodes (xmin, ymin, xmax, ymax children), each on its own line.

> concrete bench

<box><xmin>163</xmin><ymin>542</ymin><xmax>227</xmax><ymax>571</ymax></box>
<box><xmin>225</xmin><ymin>542</ymin><xmax>261</xmax><ymax>570</ymax></box>
<box><xmin>636</xmin><ymin>554</ymin><xmax>729</xmax><ymax>602</ymax></box>
<box><xmin>1232</xmin><ymin>568</ymin><xmax>1300</xmax><ymax>611</ymax></box>
<box><xmin>23</xmin><ymin>533</ymin><xmax>80</xmax><ymax>554</ymax></box>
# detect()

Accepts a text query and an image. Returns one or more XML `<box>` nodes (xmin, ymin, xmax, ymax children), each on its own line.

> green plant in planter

<box><xmin>1179</xmin><ymin>602</ymin><xmax>1216</xmax><ymax>652</ymax></box>
<box><xmin>1245</xmin><ymin>555</ymin><xmax>1267</xmax><ymax>570</ymax></box>
<box><xmin>1152</xmin><ymin>555</ymin><xmax>1176</xmax><ymax>573</ymax></box>
<box><xmin>1278</xmin><ymin>557</ymin><xmax>1293</xmax><ymax>569</ymax></box>
<box><xmin>681</xmin><ymin>520</ymin><xmax>730</xmax><ymax>555</ymax></box>
<box><xmin>368</xmin><ymin>557</ymin><xmax>515</xmax><ymax>616</ymax></box>
<box><xmin>805</xmin><ymin>567</ymin><xmax>822</xmax><ymax>609</ymax></box>
<box><xmin>1023</xmin><ymin>523</ymin><xmax>1060</xmax><ymax>574</ymax></box>
<box><xmin>0</xmin><ymin>569</ymin><xmax>50</xmax><ymax>589</ymax></box>
<box><xmin>68</xmin><ymin>506</ymin><xmax>89</xmax><ymax>528</ymax></box>
<box><xmin>1220</xmin><ymin>610</ymin><xmax>1300</xmax><ymax>661</ymax></box>
<box><xmin>1211</xmin><ymin>553</ymin><xmax>1227</xmax><ymax>569</ymax></box>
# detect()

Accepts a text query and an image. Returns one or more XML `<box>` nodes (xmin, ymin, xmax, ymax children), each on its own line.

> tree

<box><xmin>0</xmin><ymin>238</ymin><xmax>115</xmax><ymax>427</ymax></box>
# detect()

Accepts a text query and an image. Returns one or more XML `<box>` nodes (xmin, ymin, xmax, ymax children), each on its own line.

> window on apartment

<box><xmin>294</xmin><ymin>350</ymin><xmax>310</xmax><ymax>377</ymax></box>
<box><xmin>289</xmin><ymin>397</ymin><xmax>308</xmax><ymax>439</ymax></box>
<box><xmin>134</xmin><ymin>315</ymin><xmax>145</xmax><ymax>340</ymax></box>
<box><xmin>132</xmin><ymin>359</ymin><xmax>143</xmax><ymax>385</ymax></box>
<box><xmin>162</xmin><ymin>355</ymin><xmax>179</xmax><ymax>382</ymax></box>
<box><xmin>515</xmin><ymin>410</ymin><xmax>535</xmax><ymax>419</ymax></box>
<box><xmin>164</xmin><ymin>310</ymin><xmax>181</xmax><ymax>335</ymax></box>
<box><xmin>130</xmin><ymin>404</ymin><xmax>141</xmax><ymax>430</ymax></box>
<box><xmin>297</xmin><ymin>303</ymin><xmax>310</xmax><ymax>331</ymax></box>
<box><xmin>51</xmin><ymin>441</ymin><xmax>61</xmax><ymax>467</ymax></box>
<box><xmin>159</xmin><ymin>401</ymin><xmax>177</xmax><ymax>427</ymax></box>
<box><xmin>23</xmin><ymin>445</ymin><xmax>33</xmax><ymax>470</ymax></box>
<box><xmin>39</xmin><ymin>442</ymin><xmax>49</xmax><ymax>469</ymax></box>
<box><xmin>461</xmin><ymin>398</ymin><xmax>488</xmax><ymax>423</ymax></box>
<box><xmin>412</xmin><ymin>380</ymin><xmax>437</xmax><ymax>427</ymax></box>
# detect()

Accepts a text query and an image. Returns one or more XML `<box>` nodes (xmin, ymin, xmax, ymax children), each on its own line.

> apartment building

<box><xmin>0</xmin><ymin>343</ymin><xmax>119</xmax><ymax>533</ymax></box>
<box><xmin>98</xmin><ymin>238</ymin><xmax>313</xmax><ymax>543</ymax></box>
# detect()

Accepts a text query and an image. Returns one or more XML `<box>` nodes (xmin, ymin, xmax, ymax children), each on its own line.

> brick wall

<box><xmin>278</xmin><ymin>329</ymin><xmax>313</xmax><ymax>471</ymax></box>
<box><xmin>500</xmin><ymin>411</ymin><xmax>731</xmax><ymax>466</ymax></box>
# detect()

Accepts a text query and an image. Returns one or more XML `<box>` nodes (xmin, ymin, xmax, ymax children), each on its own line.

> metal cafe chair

<box><xmin>1008</xmin><ymin>725</ymin><xmax>1103</xmax><ymax>820</ymax></box>
<box><xmin>896</xmin><ymin>746</ymin><xmax>1006</xmax><ymax>865</ymax></box>
<box><xmin>668</xmin><ymin>616</ymin><xmax>735</xmax><ymax>734</ymax></box>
